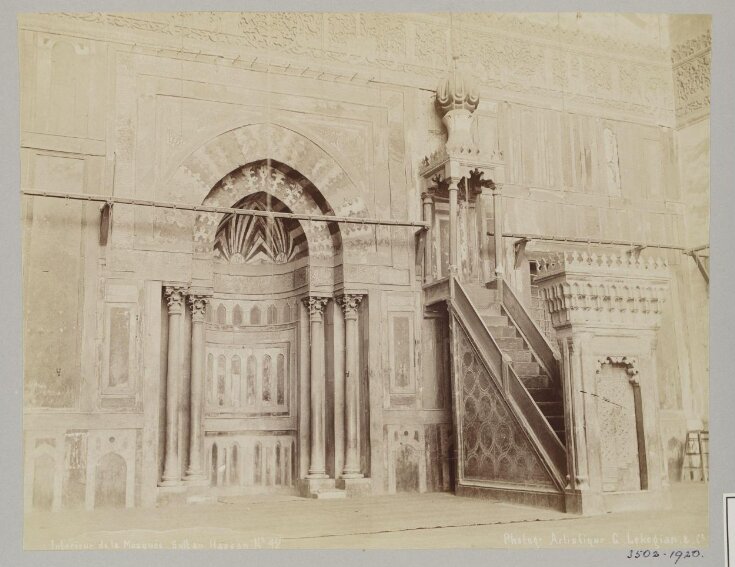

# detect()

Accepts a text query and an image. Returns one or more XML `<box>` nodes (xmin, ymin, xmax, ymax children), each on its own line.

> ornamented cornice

<box><xmin>32</xmin><ymin>12</ymin><xmax>674</xmax><ymax>121</ymax></box>
<box><xmin>337</xmin><ymin>293</ymin><xmax>364</xmax><ymax>318</ymax></box>
<box><xmin>302</xmin><ymin>295</ymin><xmax>330</xmax><ymax>318</ymax></box>
<box><xmin>536</xmin><ymin>251</ymin><xmax>669</xmax><ymax>279</ymax></box>
<box><xmin>535</xmin><ymin>252</ymin><xmax>669</xmax><ymax>330</ymax></box>
<box><xmin>453</xmin><ymin>13</ymin><xmax>669</xmax><ymax>62</ymax></box>
<box><xmin>164</xmin><ymin>285</ymin><xmax>187</xmax><ymax>314</ymax></box>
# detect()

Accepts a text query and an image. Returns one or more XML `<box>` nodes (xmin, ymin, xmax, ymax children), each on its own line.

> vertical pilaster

<box><xmin>338</xmin><ymin>294</ymin><xmax>365</xmax><ymax>478</ymax></box>
<box><xmin>185</xmin><ymin>293</ymin><xmax>208</xmax><ymax>484</ymax></box>
<box><xmin>161</xmin><ymin>284</ymin><xmax>186</xmax><ymax>486</ymax></box>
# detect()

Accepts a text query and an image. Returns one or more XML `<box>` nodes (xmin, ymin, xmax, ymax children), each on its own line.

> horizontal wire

<box><xmin>21</xmin><ymin>189</ymin><xmax>429</xmax><ymax>230</ymax></box>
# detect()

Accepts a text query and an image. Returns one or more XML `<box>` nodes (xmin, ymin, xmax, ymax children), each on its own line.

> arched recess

<box><xmin>161</xmin><ymin>122</ymin><xmax>374</xmax><ymax>265</ymax></box>
<box><xmin>94</xmin><ymin>452</ymin><xmax>127</xmax><ymax>509</ymax></box>
<box><xmin>195</xmin><ymin>160</ymin><xmax>343</xmax><ymax>268</ymax></box>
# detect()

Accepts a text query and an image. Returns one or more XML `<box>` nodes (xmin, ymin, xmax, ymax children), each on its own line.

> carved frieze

<box><xmin>40</xmin><ymin>13</ymin><xmax>677</xmax><ymax>121</ymax></box>
<box><xmin>535</xmin><ymin>252</ymin><xmax>669</xmax><ymax>329</ymax></box>
<box><xmin>672</xmin><ymin>30</ymin><xmax>711</xmax><ymax>122</ymax></box>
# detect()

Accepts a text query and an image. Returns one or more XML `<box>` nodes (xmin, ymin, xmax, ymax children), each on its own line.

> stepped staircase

<box><xmin>424</xmin><ymin>274</ymin><xmax>568</xmax><ymax>509</ymax></box>
<box><xmin>463</xmin><ymin>283</ymin><xmax>565</xmax><ymax>443</ymax></box>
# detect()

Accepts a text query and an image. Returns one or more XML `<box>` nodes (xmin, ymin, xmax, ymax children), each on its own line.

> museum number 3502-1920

<box><xmin>626</xmin><ymin>550</ymin><xmax>702</xmax><ymax>563</ymax></box>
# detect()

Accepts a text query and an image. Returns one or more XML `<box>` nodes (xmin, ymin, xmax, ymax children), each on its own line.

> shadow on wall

<box><xmin>667</xmin><ymin>437</ymin><xmax>684</xmax><ymax>482</ymax></box>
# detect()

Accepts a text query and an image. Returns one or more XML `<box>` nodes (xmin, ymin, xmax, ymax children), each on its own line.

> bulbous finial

<box><xmin>435</xmin><ymin>56</ymin><xmax>480</xmax><ymax>117</ymax></box>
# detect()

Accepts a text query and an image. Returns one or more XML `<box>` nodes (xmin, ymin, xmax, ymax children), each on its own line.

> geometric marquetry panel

<box><xmin>452</xmin><ymin>317</ymin><xmax>555</xmax><ymax>488</ymax></box>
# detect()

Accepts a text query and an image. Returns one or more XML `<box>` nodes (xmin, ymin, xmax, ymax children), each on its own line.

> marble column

<box><xmin>161</xmin><ymin>284</ymin><xmax>186</xmax><ymax>486</ymax></box>
<box><xmin>338</xmin><ymin>294</ymin><xmax>365</xmax><ymax>478</ymax></box>
<box><xmin>303</xmin><ymin>295</ymin><xmax>330</xmax><ymax>478</ymax></box>
<box><xmin>421</xmin><ymin>192</ymin><xmax>434</xmax><ymax>283</ymax></box>
<box><xmin>185</xmin><ymin>294</ymin><xmax>208</xmax><ymax>483</ymax></box>
<box><xmin>448</xmin><ymin>180</ymin><xmax>459</xmax><ymax>275</ymax></box>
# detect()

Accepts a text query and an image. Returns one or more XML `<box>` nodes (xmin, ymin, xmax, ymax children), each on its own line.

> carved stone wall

<box><xmin>19</xmin><ymin>13</ymin><xmax>709</xmax><ymax>508</ymax></box>
<box><xmin>23</xmin><ymin>13</ymin><xmax>673</xmax><ymax>122</ymax></box>
<box><xmin>671</xmin><ymin>23</ymin><xmax>711</xmax><ymax>126</ymax></box>
<box><xmin>668</xmin><ymin>14</ymin><xmax>710</xmax><ymax>435</ymax></box>
<box><xmin>537</xmin><ymin>258</ymin><xmax>670</xmax><ymax>513</ymax></box>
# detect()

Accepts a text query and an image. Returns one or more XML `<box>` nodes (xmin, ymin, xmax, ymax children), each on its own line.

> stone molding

<box><xmin>536</xmin><ymin>251</ymin><xmax>669</xmax><ymax>279</ymax></box>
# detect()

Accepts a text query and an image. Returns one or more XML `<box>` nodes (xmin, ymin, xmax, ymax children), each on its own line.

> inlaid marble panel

<box><xmin>206</xmin><ymin>344</ymin><xmax>291</xmax><ymax>415</ymax></box>
<box><xmin>206</xmin><ymin>434</ymin><xmax>297</xmax><ymax>490</ymax></box>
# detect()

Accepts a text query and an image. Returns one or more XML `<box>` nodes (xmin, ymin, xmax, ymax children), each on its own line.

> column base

<box><xmin>336</xmin><ymin>477</ymin><xmax>372</xmax><ymax>497</ymax></box>
<box><xmin>564</xmin><ymin>488</ymin><xmax>603</xmax><ymax>515</ymax></box>
<box><xmin>306</xmin><ymin>471</ymin><xmax>329</xmax><ymax>479</ymax></box>
<box><xmin>299</xmin><ymin>477</ymin><xmax>340</xmax><ymax>498</ymax></box>
<box><xmin>564</xmin><ymin>487</ymin><xmax>671</xmax><ymax>515</ymax></box>
<box><xmin>183</xmin><ymin>473</ymin><xmax>209</xmax><ymax>486</ymax></box>
<box><xmin>158</xmin><ymin>480</ymin><xmax>185</xmax><ymax>491</ymax></box>
<box><xmin>340</xmin><ymin>471</ymin><xmax>364</xmax><ymax>479</ymax></box>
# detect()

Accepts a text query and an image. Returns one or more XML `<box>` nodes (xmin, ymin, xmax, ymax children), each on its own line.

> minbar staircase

<box><xmin>464</xmin><ymin>283</ymin><xmax>566</xmax><ymax>443</ymax></box>
<box><xmin>423</xmin><ymin>274</ymin><xmax>568</xmax><ymax>508</ymax></box>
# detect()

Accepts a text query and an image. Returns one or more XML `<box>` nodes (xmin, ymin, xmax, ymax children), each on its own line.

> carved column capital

<box><xmin>302</xmin><ymin>295</ymin><xmax>330</xmax><ymax>320</ymax></box>
<box><xmin>188</xmin><ymin>295</ymin><xmax>209</xmax><ymax>323</ymax></box>
<box><xmin>164</xmin><ymin>285</ymin><xmax>187</xmax><ymax>314</ymax></box>
<box><xmin>337</xmin><ymin>294</ymin><xmax>364</xmax><ymax>319</ymax></box>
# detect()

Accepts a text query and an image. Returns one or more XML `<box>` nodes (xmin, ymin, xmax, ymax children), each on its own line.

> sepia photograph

<box><xmin>11</xmin><ymin>5</ymin><xmax>723</xmax><ymax>562</ymax></box>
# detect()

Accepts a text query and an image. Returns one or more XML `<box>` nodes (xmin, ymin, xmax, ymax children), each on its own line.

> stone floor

<box><xmin>24</xmin><ymin>483</ymin><xmax>708</xmax><ymax>550</ymax></box>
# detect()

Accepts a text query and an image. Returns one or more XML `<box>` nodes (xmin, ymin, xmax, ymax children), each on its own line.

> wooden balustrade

<box><xmin>497</xmin><ymin>278</ymin><xmax>561</xmax><ymax>384</ymax></box>
<box><xmin>451</xmin><ymin>279</ymin><xmax>567</xmax><ymax>487</ymax></box>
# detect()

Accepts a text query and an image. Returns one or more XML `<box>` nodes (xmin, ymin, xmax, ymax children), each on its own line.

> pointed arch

<box><xmin>94</xmin><ymin>452</ymin><xmax>127</xmax><ymax>509</ymax></box>
<box><xmin>233</xmin><ymin>304</ymin><xmax>243</xmax><ymax>326</ymax></box>
<box><xmin>165</xmin><ymin>122</ymin><xmax>369</xmax><ymax>224</ymax></box>
<box><xmin>195</xmin><ymin>160</ymin><xmax>346</xmax><ymax>263</ymax></box>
